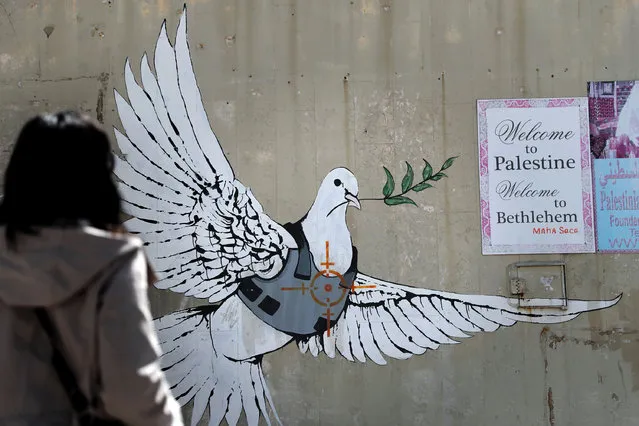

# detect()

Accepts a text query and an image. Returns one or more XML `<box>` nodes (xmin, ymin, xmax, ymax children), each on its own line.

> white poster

<box><xmin>477</xmin><ymin>98</ymin><xmax>595</xmax><ymax>255</ymax></box>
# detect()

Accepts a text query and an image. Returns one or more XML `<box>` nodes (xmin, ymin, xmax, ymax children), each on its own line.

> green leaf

<box><xmin>412</xmin><ymin>182</ymin><xmax>433</xmax><ymax>192</ymax></box>
<box><xmin>384</xmin><ymin>196</ymin><xmax>417</xmax><ymax>206</ymax></box>
<box><xmin>441</xmin><ymin>156</ymin><xmax>458</xmax><ymax>171</ymax></box>
<box><xmin>422</xmin><ymin>160</ymin><xmax>433</xmax><ymax>180</ymax></box>
<box><xmin>382</xmin><ymin>167</ymin><xmax>395</xmax><ymax>197</ymax></box>
<box><xmin>430</xmin><ymin>172</ymin><xmax>447</xmax><ymax>181</ymax></box>
<box><xmin>401</xmin><ymin>162</ymin><xmax>414</xmax><ymax>193</ymax></box>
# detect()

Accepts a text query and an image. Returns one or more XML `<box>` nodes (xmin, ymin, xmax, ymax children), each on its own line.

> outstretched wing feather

<box><xmin>346</xmin><ymin>308</ymin><xmax>367</xmax><ymax>363</ymax></box>
<box><xmin>352</xmin><ymin>307</ymin><xmax>386</xmax><ymax>365</ymax></box>
<box><xmin>335</xmin><ymin>314</ymin><xmax>355</xmax><ymax>361</ymax></box>
<box><xmin>112</xmin><ymin>124</ymin><xmax>189</xmax><ymax>204</ymax></box>
<box><xmin>154</xmin><ymin>22</ymin><xmax>206</xmax><ymax>180</ymax></box>
<box><xmin>174</xmin><ymin>14</ymin><xmax>234</xmax><ymax>181</ymax></box>
<box><xmin>414</xmin><ymin>297</ymin><xmax>470</xmax><ymax>339</ymax></box>
<box><xmin>369</xmin><ymin>308</ymin><xmax>414</xmax><ymax>359</ymax></box>
<box><xmin>139</xmin><ymin>52</ymin><xmax>203</xmax><ymax>189</ymax></box>
<box><xmin>123</xmin><ymin>59</ymin><xmax>199</xmax><ymax>190</ymax></box>
<box><xmin>375</xmin><ymin>305</ymin><xmax>426</xmax><ymax>354</ymax></box>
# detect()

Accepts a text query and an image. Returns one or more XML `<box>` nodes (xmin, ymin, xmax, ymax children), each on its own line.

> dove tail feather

<box><xmin>154</xmin><ymin>306</ymin><xmax>282</xmax><ymax>426</ymax></box>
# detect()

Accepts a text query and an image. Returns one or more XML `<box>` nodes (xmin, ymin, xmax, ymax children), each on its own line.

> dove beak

<box><xmin>345</xmin><ymin>191</ymin><xmax>361</xmax><ymax>210</ymax></box>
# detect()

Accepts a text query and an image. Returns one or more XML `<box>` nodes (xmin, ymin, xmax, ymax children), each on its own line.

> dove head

<box><xmin>309</xmin><ymin>167</ymin><xmax>360</xmax><ymax>219</ymax></box>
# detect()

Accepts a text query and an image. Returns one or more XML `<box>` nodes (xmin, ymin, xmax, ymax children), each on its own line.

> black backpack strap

<box><xmin>35</xmin><ymin>268</ymin><xmax>127</xmax><ymax>426</ymax></box>
<box><xmin>34</xmin><ymin>246</ymin><xmax>141</xmax><ymax>426</ymax></box>
<box><xmin>34</xmin><ymin>308</ymin><xmax>95</xmax><ymax>425</ymax></box>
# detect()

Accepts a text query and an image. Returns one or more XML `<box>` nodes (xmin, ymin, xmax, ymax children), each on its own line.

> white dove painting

<box><xmin>112</xmin><ymin>7</ymin><xmax>622</xmax><ymax>426</ymax></box>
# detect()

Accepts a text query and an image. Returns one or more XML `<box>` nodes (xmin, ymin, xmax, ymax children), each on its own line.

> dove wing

<box><xmin>114</xmin><ymin>8</ymin><xmax>295</xmax><ymax>303</ymax></box>
<box><xmin>298</xmin><ymin>273</ymin><xmax>621</xmax><ymax>364</ymax></box>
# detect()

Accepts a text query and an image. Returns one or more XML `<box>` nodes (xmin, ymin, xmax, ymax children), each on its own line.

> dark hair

<box><xmin>0</xmin><ymin>111</ymin><xmax>122</xmax><ymax>249</ymax></box>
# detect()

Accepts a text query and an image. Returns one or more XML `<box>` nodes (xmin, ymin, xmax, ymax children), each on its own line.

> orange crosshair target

<box><xmin>281</xmin><ymin>241</ymin><xmax>376</xmax><ymax>336</ymax></box>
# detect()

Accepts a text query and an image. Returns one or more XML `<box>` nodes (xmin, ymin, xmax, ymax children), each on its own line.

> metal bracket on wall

<box><xmin>507</xmin><ymin>261</ymin><xmax>567</xmax><ymax>310</ymax></box>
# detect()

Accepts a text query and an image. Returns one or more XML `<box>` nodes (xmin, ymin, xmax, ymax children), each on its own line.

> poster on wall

<box><xmin>477</xmin><ymin>98</ymin><xmax>595</xmax><ymax>255</ymax></box>
<box><xmin>588</xmin><ymin>80</ymin><xmax>639</xmax><ymax>253</ymax></box>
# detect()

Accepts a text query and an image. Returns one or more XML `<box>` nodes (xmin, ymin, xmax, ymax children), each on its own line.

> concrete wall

<box><xmin>0</xmin><ymin>0</ymin><xmax>637</xmax><ymax>424</ymax></box>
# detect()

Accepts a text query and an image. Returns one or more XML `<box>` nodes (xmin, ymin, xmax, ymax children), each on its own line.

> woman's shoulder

<box><xmin>0</xmin><ymin>225</ymin><xmax>149</xmax><ymax>306</ymax></box>
<box><xmin>75</xmin><ymin>226</ymin><xmax>153</xmax><ymax>287</ymax></box>
<box><xmin>79</xmin><ymin>225</ymin><xmax>143</xmax><ymax>249</ymax></box>
<box><xmin>75</xmin><ymin>226</ymin><xmax>147</xmax><ymax>267</ymax></box>
<box><xmin>0</xmin><ymin>224</ymin><xmax>145</xmax><ymax>264</ymax></box>
<box><xmin>40</xmin><ymin>224</ymin><xmax>148</xmax><ymax>277</ymax></box>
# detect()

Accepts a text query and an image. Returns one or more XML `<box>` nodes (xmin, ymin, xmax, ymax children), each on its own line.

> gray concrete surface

<box><xmin>0</xmin><ymin>0</ymin><xmax>636</xmax><ymax>424</ymax></box>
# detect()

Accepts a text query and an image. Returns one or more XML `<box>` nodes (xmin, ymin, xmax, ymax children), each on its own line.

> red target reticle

<box><xmin>281</xmin><ymin>241</ymin><xmax>375</xmax><ymax>336</ymax></box>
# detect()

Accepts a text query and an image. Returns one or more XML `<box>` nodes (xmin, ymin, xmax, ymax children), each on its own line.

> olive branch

<box><xmin>361</xmin><ymin>156</ymin><xmax>458</xmax><ymax>206</ymax></box>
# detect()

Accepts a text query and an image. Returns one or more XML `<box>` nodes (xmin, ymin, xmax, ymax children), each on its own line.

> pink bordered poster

<box><xmin>477</xmin><ymin>98</ymin><xmax>595</xmax><ymax>255</ymax></box>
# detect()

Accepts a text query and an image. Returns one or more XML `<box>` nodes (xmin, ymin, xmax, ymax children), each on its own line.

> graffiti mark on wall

<box><xmin>113</xmin><ymin>6</ymin><xmax>622</xmax><ymax>426</ymax></box>
<box><xmin>541</xmin><ymin>275</ymin><xmax>556</xmax><ymax>292</ymax></box>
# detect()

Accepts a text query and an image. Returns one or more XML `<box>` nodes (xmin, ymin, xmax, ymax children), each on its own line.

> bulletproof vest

<box><xmin>237</xmin><ymin>221</ymin><xmax>358</xmax><ymax>337</ymax></box>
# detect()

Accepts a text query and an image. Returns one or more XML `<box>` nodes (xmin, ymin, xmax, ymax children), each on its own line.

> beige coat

<box><xmin>0</xmin><ymin>225</ymin><xmax>184</xmax><ymax>426</ymax></box>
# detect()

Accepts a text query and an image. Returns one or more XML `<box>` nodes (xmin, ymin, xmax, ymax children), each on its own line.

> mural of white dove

<box><xmin>113</xmin><ymin>7</ymin><xmax>622</xmax><ymax>426</ymax></box>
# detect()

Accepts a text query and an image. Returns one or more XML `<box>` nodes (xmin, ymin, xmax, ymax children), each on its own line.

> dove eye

<box><xmin>333</xmin><ymin>179</ymin><xmax>342</xmax><ymax>187</ymax></box>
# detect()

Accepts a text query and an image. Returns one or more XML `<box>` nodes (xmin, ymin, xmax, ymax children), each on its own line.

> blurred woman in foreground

<box><xmin>0</xmin><ymin>111</ymin><xmax>183</xmax><ymax>425</ymax></box>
